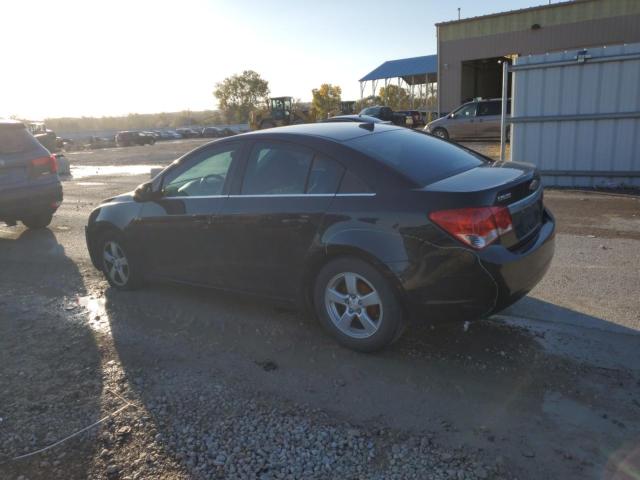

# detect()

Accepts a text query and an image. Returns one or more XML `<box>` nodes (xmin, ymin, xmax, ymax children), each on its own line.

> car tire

<box><xmin>432</xmin><ymin>127</ymin><xmax>449</xmax><ymax>140</ymax></box>
<box><xmin>21</xmin><ymin>212</ymin><xmax>53</xmax><ymax>229</ymax></box>
<box><xmin>313</xmin><ymin>257</ymin><xmax>405</xmax><ymax>352</ymax></box>
<box><xmin>97</xmin><ymin>230</ymin><xmax>144</xmax><ymax>290</ymax></box>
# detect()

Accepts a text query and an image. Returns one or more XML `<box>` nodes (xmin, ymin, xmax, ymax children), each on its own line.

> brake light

<box><xmin>429</xmin><ymin>206</ymin><xmax>513</xmax><ymax>249</ymax></box>
<box><xmin>30</xmin><ymin>155</ymin><xmax>58</xmax><ymax>177</ymax></box>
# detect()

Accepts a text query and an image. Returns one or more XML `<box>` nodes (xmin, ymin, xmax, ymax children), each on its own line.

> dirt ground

<box><xmin>1</xmin><ymin>139</ymin><xmax>639</xmax><ymax>480</ymax></box>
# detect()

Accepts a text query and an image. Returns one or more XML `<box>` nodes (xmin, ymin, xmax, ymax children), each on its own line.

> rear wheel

<box><xmin>22</xmin><ymin>212</ymin><xmax>53</xmax><ymax>229</ymax></box>
<box><xmin>313</xmin><ymin>257</ymin><xmax>405</xmax><ymax>352</ymax></box>
<box><xmin>98</xmin><ymin>231</ymin><xmax>143</xmax><ymax>290</ymax></box>
<box><xmin>432</xmin><ymin>127</ymin><xmax>449</xmax><ymax>140</ymax></box>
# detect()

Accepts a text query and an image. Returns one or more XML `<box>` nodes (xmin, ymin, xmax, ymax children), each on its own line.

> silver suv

<box><xmin>424</xmin><ymin>99</ymin><xmax>510</xmax><ymax>141</ymax></box>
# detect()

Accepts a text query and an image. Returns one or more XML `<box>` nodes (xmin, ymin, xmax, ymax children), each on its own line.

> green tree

<box><xmin>379</xmin><ymin>84</ymin><xmax>411</xmax><ymax>110</ymax></box>
<box><xmin>213</xmin><ymin>70</ymin><xmax>270</xmax><ymax>123</ymax></box>
<box><xmin>311</xmin><ymin>83</ymin><xmax>342</xmax><ymax>120</ymax></box>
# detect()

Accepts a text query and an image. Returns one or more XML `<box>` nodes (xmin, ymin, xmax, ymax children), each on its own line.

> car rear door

<box><xmin>132</xmin><ymin>142</ymin><xmax>244</xmax><ymax>284</ymax></box>
<box><xmin>475</xmin><ymin>101</ymin><xmax>502</xmax><ymax>138</ymax></box>
<box><xmin>214</xmin><ymin>139</ymin><xmax>345</xmax><ymax>298</ymax></box>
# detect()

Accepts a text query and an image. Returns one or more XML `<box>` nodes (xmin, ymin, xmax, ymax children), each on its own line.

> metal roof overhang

<box><xmin>359</xmin><ymin>55</ymin><xmax>438</xmax><ymax>84</ymax></box>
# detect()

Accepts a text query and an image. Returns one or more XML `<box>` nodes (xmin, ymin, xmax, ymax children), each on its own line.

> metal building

<box><xmin>507</xmin><ymin>42</ymin><xmax>640</xmax><ymax>187</ymax></box>
<box><xmin>437</xmin><ymin>0</ymin><xmax>640</xmax><ymax>115</ymax></box>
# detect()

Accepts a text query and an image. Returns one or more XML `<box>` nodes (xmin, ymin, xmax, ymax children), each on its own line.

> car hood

<box><xmin>102</xmin><ymin>192</ymin><xmax>134</xmax><ymax>204</ymax></box>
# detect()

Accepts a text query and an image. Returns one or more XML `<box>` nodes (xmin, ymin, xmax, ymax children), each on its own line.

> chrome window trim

<box><xmin>159</xmin><ymin>193</ymin><xmax>376</xmax><ymax>199</ymax></box>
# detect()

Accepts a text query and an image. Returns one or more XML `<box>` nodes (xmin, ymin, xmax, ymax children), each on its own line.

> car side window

<box><xmin>162</xmin><ymin>146</ymin><xmax>236</xmax><ymax>197</ymax></box>
<box><xmin>454</xmin><ymin>104</ymin><xmax>476</xmax><ymax>118</ymax></box>
<box><xmin>242</xmin><ymin>141</ymin><xmax>313</xmax><ymax>195</ymax></box>
<box><xmin>477</xmin><ymin>101</ymin><xmax>501</xmax><ymax>116</ymax></box>
<box><xmin>306</xmin><ymin>155</ymin><xmax>344</xmax><ymax>194</ymax></box>
<box><xmin>339</xmin><ymin>170</ymin><xmax>372</xmax><ymax>194</ymax></box>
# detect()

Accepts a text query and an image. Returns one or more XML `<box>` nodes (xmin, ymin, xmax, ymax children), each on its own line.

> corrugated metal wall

<box><xmin>510</xmin><ymin>43</ymin><xmax>640</xmax><ymax>187</ymax></box>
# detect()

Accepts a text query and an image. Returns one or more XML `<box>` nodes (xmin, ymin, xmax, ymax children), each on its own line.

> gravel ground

<box><xmin>1</xmin><ymin>139</ymin><xmax>639</xmax><ymax>480</ymax></box>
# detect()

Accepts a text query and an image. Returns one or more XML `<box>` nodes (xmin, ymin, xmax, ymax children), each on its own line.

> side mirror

<box><xmin>133</xmin><ymin>181</ymin><xmax>160</xmax><ymax>202</ymax></box>
<box><xmin>449</xmin><ymin>112</ymin><xmax>455</xmax><ymax>119</ymax></box>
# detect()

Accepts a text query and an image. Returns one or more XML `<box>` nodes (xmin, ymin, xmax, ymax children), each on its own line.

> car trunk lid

<box><xmin>424</xmin><ymin>161</ymin><xmax>544</xmax><ymax>248</ymax></box>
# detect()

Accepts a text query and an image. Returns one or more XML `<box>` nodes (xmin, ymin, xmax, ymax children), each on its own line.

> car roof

<box><xmin>241</xmin><ymin>122</ymin><xmax>403</xmax><ymax>142</ymax></box>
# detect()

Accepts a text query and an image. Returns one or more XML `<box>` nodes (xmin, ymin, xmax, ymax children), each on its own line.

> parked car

<box><xmin>220</xmin><ymin>127</ymin><xmax>237</xmax><ymax>137</ymax></box>
<box><xmin>0</xmin><ymin>119</ymin><xmax>62</xmax><ymax>228</ymax></box>
<box><xmin>322</xmin><ymin>114</ymin><xmax>390</xmax><ymax>124</ymax></box>
<box><xmin>115</xmin><ymin>131</ymin><xmax>156</xmax><ymax>147</ymax></box>
<box><xmin>166</xmin><ymin>131</ymin><xmax>183</xmax><ymax>140</ymax></box>
<box><xmin>359</xmin><ymin>106</ymin><xmax>406</xmax><ymax>126</ymax></box>
<box><xmin>396</xmin><ymin>110</ymin><xmax>424</xmax><ymax>129</ymax></box>
<box><xmin>201</xmin><ymin>127</ymin><xmax>223</xmax><ymax>138</ymax></box>
<box><xmin>85</xmin><ymin>122</ymin><xmax>554</xmax><ymax>352</ymax></box>
<box><xmin>88</xmin><ymin>136</ymin><xmax>116</xmax><ymax>149</ymax></box>
<box><xmin>424</xmin><ymin>98</ymin><xmax>510</xmax><ymax>140</ymax></box>
<box><xmin>176</xmin><ymin>128</ymin><xmax>201</xmax><ymax>138</ymax></box>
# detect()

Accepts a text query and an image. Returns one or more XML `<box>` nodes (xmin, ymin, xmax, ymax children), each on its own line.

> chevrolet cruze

<box><xmin>85</xmin><ymin>123</ymin><xmax>555</xmax><ymax>352</ymax></box>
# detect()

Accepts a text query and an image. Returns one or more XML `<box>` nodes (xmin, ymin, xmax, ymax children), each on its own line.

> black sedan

<box><xmin>85</xmin><ymin>123</ymin><xmax>555</xmax><ymax>352</ymax></box>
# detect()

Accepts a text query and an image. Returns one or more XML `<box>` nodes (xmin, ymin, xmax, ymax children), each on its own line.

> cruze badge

<box><xmin>497</xmin><ymin>192</ymin><xmax>512</xmax><ymax>202</ymax></box>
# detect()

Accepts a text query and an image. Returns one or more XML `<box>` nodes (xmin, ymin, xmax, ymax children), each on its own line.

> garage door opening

<box><xmin>460</xmin><ymin>56</ymin><xmax>512</xmax><ymax>104</ymax></box>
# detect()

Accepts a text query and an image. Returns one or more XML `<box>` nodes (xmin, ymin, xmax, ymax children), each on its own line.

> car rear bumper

<box><xmin>396</xmin><ymin>208</ymin><xmax>555</xmax><ymax>322</ymax></box>
<box><xmin>0</xmin><ymin>180</ymin><xmax>63</xmax><ymax>220</ymax></box>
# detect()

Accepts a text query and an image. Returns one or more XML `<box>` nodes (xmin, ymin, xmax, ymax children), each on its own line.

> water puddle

<box><xmin>76</xmin><ymin>181</ymin><xmax>106</xmax><ymax>186</ymax></box>
<box><xmin>70</xmin><ymin>165</ymin><xmax>161</xmax><ymax>179</ymax></box>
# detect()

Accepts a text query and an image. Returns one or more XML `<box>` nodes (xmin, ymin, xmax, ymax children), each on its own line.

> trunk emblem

<box><xmin>497</xmin><ymin>192</ymin><xmax>512</xmax><ymax>202</ymax></box>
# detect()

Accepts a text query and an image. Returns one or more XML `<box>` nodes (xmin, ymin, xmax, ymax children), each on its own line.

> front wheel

<box><xmin>432</xmin><ymin>127</ymin><xmax>449</xmax><ymax>140</ymax></box>
<box><xmin>313</xmin><ymin>257</ymin><xmax>406</xmax><ymax>352</ymax></box>
<box><xmin>22</xmin><ymin>212</ymin><xmax>53</xmax><ymax>229</ymax></box>
<box><xmin>98</xmin><ymin>231</ymin><xmax>144</xmax><ymax>290</ymax></box>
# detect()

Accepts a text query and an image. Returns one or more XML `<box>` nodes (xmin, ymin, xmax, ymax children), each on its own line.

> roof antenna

<box><xmin>457</xmin><ymin>7</ymin><xmax>461</xmax><ymax>20</ymax></box>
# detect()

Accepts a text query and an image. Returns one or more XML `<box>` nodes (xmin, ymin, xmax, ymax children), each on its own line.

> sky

<box><xmin>1</xmin><ymin>0</ymin><xmax>551</xmax><ymax>119</ymax></box>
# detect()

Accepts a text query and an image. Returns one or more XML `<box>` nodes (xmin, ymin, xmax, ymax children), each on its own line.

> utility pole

<box><xmin>457</xmin><ymin>7</ymin><xmax>461</xmax><ymax>20</ymax></box>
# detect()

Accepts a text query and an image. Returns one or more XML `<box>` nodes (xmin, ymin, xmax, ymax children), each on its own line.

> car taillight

<box><xmin>429</xmin><ymin>206</ymin><xmax>513</xmax><ymax>249</ymax></box>
<box><xmin>30</xmin><ymin>155</ymin><xmax>58</xmax><ymax>177</ymax></box>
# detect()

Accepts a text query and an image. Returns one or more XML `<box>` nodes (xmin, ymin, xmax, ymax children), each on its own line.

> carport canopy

<box><xmin>359</xmin><ymin>54</ymin><xmax>438</xmax><ymax>85</ymax></box>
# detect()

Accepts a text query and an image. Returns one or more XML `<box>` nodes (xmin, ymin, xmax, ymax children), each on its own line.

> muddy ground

<box><xmin>1</xmin><ymin>139</ymin><xmax>639</xmax><ymax>480</ymax></box>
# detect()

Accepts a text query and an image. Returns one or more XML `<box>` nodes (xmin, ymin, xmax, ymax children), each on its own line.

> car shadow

<box><xmin>0</xmin><ymin>227</ymin><xmax>103</xmax><ymax>480</ymax></box>
<box><xmin>104</xmin><ymin>281</ymin><xmax>640</xmax><ymax>478</ymax></box>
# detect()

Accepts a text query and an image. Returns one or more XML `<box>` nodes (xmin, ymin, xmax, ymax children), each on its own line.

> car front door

<box><xmin>447</xmin><ymin>103</ymin><xmax>477</xmax><ymax>139</ymax></box>
<box><xmin>216</xmin><ymin>139</ymin><xmax>345</xmax><ymax>299</ymax></box>
<box><xmin>131</xmin><ymin>142</ymin><xmax>243</xmax><ymax>284</ymax></box>
<box><xmin>476</xmin><ymin>101</ymin><xmax>502</xmax><ymax>138</ymax></box>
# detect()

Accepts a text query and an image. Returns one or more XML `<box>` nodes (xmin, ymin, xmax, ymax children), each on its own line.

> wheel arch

<box><xmin>300</xmin><ymin>245</ymin><xmax>408</xmax><ymax>315</ymax></box>
<box><xmin>87</xmin><ymin>221</ymin><xmax>123</xmax><ymax>270</ymax></box>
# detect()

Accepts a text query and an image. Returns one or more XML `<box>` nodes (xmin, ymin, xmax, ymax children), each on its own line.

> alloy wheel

<box><xmin>324</xmin><ymin>272</ymin><xmax>383</xmax><ymax>339</ymax></box>
<box><xmin>103</xmin><ymin>240</ymin><xmax>130</xmax><ymax>287</ymax></box>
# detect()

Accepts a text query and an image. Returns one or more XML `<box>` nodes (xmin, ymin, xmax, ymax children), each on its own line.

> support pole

<box><xmin>500</xmin><ymin>61</ymin><xmax>509</xmax><ymax>162</ymax></box>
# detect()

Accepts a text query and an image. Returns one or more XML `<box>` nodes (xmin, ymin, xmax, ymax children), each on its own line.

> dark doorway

<box><xmin>460</xmin><ymin>56</ymin><xmax>511</xmax><ymax>104</ymax></box>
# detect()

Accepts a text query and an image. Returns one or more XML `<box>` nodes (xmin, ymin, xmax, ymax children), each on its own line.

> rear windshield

<box><xmin>345</xmin><ymin>129</ymin><xmax>485</xmax><ymax>186</ymax></box>
<box><xmin>0</xmin><ymin>126</ymin><xmax>40</xmax><ymax>155</ymax></box>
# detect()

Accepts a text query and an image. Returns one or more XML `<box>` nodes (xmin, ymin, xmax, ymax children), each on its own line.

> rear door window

<box><xmin>306</xmin><ymin>155</ymin><xmax>344</xmax><ymax>194</ymax></box>
<box><xmin>242</xmin><ymin>141</ymin><xmax>313</xmax><ymax>195</ymax></box>
<box><xmin>346</xmin><ymin>129</ymin><xmax>485</xmax><ymax>186</ymax></box>
<box><xmin>477</xmin><ymin>101</ymin><xmax>501</xmax><ymax>116</ymax></box>
<box><xmin>0</xmin><ymin>126</ymin><xmax>41</xmax><ymax>155</ymax></box>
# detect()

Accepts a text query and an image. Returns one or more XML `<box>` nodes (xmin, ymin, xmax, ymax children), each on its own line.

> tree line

<box><xmin>43</xmin><ymin>70</ymin><xmax>437</xmax><ymax>132</ymax></box>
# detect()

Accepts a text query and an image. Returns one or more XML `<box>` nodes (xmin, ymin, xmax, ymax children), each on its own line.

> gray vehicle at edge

<box><xmin>425</xmin><ymin>98</ymin><xmax>510</xmax><ymax>141</ymax></box>
<box><xmin>0</xmin><ymin>119</ymin><xmax>63</xmax><ymax>228</ymax></box>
